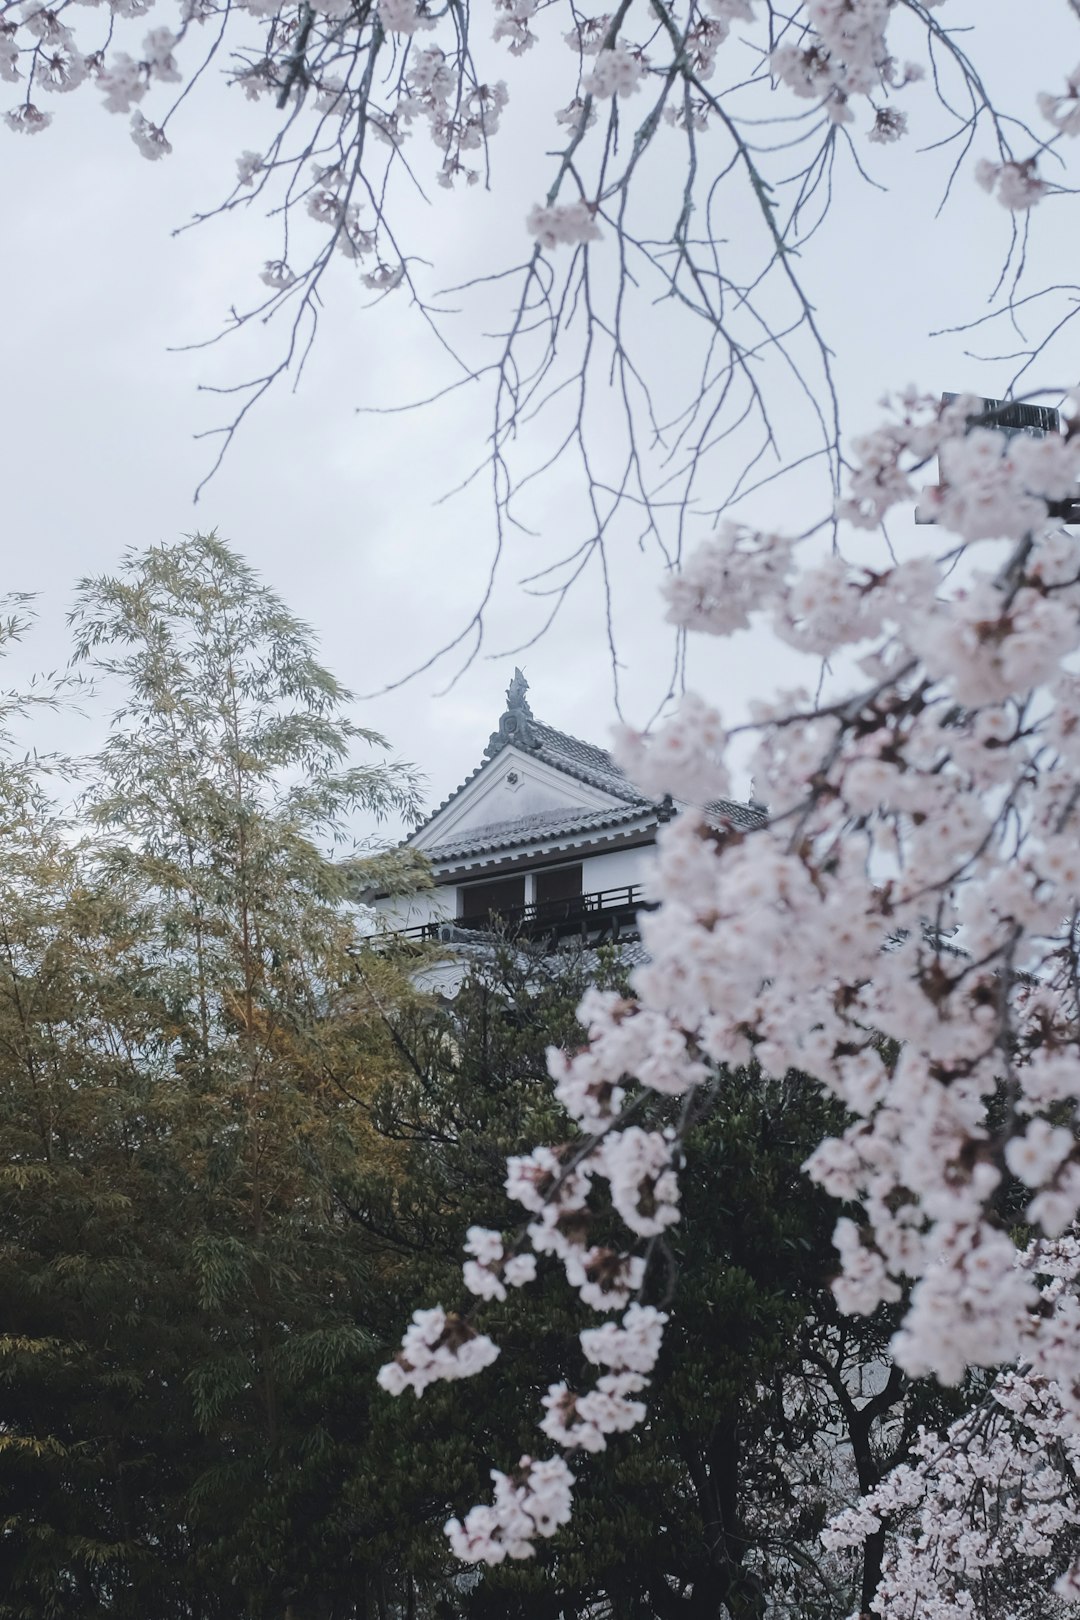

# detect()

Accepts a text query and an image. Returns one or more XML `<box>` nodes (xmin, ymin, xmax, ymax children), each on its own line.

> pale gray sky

<box><xmin>3</xmin><ymin>1</ymin><xmax>1077</xmax><ymax>831</ymax></box>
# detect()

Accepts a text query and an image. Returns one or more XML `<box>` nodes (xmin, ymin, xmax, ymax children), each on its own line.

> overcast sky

<box><xmin>3</xmin><ymin>1</ymin><xmax>1077</xmax><ymax>838</ymax></box>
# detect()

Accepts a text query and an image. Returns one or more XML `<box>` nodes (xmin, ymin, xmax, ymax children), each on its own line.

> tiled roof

<box><xmin>582</xmin><ymin>938</ymin><xmax>650</xmax><ymax>972</ymax></box>
<box><xmin>522</xmin><ymin>719</ymin><xmax>645</xmax><ymax>803</ymax></box>
<box><xmin>407</xmin><ymin>672</ymin><xmax>768</xmax><ymax>848</ymax></box>
<box><xmin>409</xmin><ymin>672</ymin><xmax>649</xmax><ymax>841</ymax></box>
<box><xmin>424</xmin><ymin>803</ymin><xmax>656</xmax><ymax>863</ymax></box>
<box><xmin>704</xmin><ymin>798</ymin><xmax>769</xmax><ymax>832</ymax></box>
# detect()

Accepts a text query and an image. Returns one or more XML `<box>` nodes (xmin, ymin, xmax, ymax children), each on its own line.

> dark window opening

<box><xmin>459</xmin><ymin>875</ymin><xmax>526</xmax><ymax>923</ymax></box>
<box><xmin>535</xmin><ymin>864</ymin><xmax>584</xmax><ymax>908</ymax></box>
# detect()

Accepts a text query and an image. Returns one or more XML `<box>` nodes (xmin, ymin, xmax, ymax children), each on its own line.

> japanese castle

<box><xmin>375</xmin><ymin>672</ymin><xmax>762</xmax><ymax>970</ymax></box>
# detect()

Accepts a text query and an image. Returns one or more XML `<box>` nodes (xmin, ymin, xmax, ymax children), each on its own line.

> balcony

<box><xmin>384</xmin><ymin>883</ymin><xmax>651</xmax><ymax>948</ymax></box>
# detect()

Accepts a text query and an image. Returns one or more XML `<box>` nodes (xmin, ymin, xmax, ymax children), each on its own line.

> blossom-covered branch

<box><xmin>380</xmin><ymin>389</ymin><xmax>1080</xmax><ymax>1611</ymax></box>
<box><xmin>3</xmin><ymin>1</ymin><xmax>1070</xmax><ymax>673</ymax></box>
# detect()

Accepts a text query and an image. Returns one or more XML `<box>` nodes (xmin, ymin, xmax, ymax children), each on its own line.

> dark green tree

<box><xmin>0</xmin><ymin>544</ymin><xmax>967</xmax><ymax>1620</ymax></box>
<box><xmin>355</xmin><ymin>944</ymin><xmax>965</xmax><ymax>1620</ymax></box>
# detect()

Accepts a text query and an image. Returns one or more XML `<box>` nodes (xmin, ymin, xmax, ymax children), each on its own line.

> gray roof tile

<box><xmin>408</xmin><ymin>673</ymin><xmax>767</xmax><ymax>850</ymax></box>
<box><xmin>525</xmin><ymin>720</ymin><xmax>644</xmax><ymax>802</ymax></box>
<box><xmin>704</xmin><ymin>799</ymin><xmax>769</xmax><ymax>832</ymax></box>
<box><xmin>425</xmin><ymin>802</ymin><xmax>656</xmax><ymax>862</ymax></box>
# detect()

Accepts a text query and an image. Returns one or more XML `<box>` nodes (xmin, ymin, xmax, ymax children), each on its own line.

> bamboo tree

<box><xmin>0</xmin><ymin>606</ymin><xmax>203</xmax><ymax>1616</ymax></box>
<box><xmin>0</xmin><ymin>540</ymin><xmax>430</xmax><ymax>1617</ymax></box>
<box><xmin>68</xmin><ymin>535</ymin><xmax>428</xmax><ymax>1613</ymax></box>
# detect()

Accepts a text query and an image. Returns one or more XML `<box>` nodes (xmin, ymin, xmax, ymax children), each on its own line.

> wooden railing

<box><xmin>384</xmin><ymin>883</ymin><xmax>650</xmax><ymax>946</ymax></box>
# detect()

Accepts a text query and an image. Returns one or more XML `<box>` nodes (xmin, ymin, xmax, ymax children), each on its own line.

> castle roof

<box><xmin>407</xmin><ymin>670</ymin><xmax>763</xmax><ymax>871</ymax></box>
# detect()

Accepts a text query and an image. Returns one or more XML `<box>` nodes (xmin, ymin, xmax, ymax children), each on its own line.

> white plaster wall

<box><xmin>580</xmin><ymin>843</ymin><xmax>656</xmax><ymax>895</ymax></box>
<box><xmin>371</xmin><ymin>840</ymin><xmax>656</xmax><ymax>932</ymax></box>
<box><xmin>372</xmin><ymin>886</ymin><xmax>453</xmax><ymax>933</ymax></box>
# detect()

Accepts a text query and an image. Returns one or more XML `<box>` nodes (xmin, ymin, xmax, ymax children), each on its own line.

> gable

<box><xmin>409</xmin><ymin>745</ymin><xmax>628</xmax><ymax>854</ymax></box>
<box><xmin>381</xmin><ymin>673</ymin><xmax>763</xmax><ymax>907</ymax></box>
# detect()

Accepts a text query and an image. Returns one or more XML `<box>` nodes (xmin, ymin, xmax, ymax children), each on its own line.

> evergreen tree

<box><xmin>0</xmin><ymin>544</ymin><xmax>966</xmax><ymax>1618</ymax></box>
<box><xmin>360</xmin><ymin>945</ymin><xmax>964</xmax><ymax>1619</ymax></box>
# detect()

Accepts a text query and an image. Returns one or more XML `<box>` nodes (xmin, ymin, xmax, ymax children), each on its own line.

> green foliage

<box><xmin>0</xmin><ymin>538</ymin><xmax>952</xmax><ymax>1619</ymax></box>
<box><xmin>356</xmin><ymin>945</ymin><xmax>969</xmax><ymax>1620</ymax></box>
<box><xmin>0</xmin><ymin>537</ymin><xmax>428</xmax><ymax>1618</ymax></box>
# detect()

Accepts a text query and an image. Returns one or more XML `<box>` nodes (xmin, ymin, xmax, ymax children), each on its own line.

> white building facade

<box><xmin>376</xmin><ymin>673</ymin><xmax>761</xmax><ymax>972</ymax></box>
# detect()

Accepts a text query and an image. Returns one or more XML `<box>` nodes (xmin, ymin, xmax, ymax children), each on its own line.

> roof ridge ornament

<box><xmin>506</xmin><ymin>667</ymin><xmax>532</xmax><ymax>714</ymax></box>
<box><xmin>483</xmin><ymin>667</ymin><xmax>538</xmax><ymax>759</ymax></box>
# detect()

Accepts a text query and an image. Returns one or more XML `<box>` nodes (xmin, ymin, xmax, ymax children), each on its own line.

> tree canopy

<box><xmin>0</xmin><ymin>540</ymin><xmax>971</xmax><ymax>1616</ymax></box>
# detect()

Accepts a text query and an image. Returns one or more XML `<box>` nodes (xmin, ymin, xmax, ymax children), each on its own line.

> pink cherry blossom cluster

<box><xmin>1039</xmin><ymin>65</ymin><xmax>1080</xmax><ymax>138</ymax></box>
<box><xmin>825</xmin><ymin>1236</ymin><xmax>1080</xmax><ymax>1615</ymax></box>
<box><xmin>3</xmin><ymin>0</ymin><xmax>1030</xmax><ymax>306</ymax></box>
<box><xmin>660</xmin><ymin>524</ymin><xmax>794</xmax><ymax>636</ymax></box>
<box><xmin>444</xmin><ymin>1455</ymin><xmax>575</xmax><ymax>1564</ymax></box>
<box><xmin>541</xmin><ymin>1303</ymin><xmax>666</xmax><ymax>1452</ymax></box>
<box><xmin>375</xmin><ymin>1304</ymin><xmax>499</xmax><ymax>1396</ymax></box>
<box><xmin>377</xmin><ymin>986</ymin><xmax>691</xmax><ymax>1556</ymax></box>
<box><xmin>526</xmin><ymin>200</ymin><xmax>602</xmax><ymax>250</ymax></box>
<box><xmin>769</xmin><ymin>0</ymin><xmax>929</xmax><ymax>128</ymax></box>
<box><xmin>581</xmin><ymin>41</ymin><xmax>647</xmax><ymax>99</ymax></box>
<box><xmin>461</xmin><ymin>1223</ymin><xmax>538</xmax><ymax>1300</ymax></box>
<box><xmin>382</xmin><ymin>385</ymin><xmax>1080</xmax><ymax>1610</ymax></box>
<box><xmin>976</xmin><ymin>156</ymin><xmax>1048</xmax><ymax>211</ymax></box>
<box><xmin>615</xmin><ymin>693</ymin><xmax>730</xmax><ymax>806</ymax></box>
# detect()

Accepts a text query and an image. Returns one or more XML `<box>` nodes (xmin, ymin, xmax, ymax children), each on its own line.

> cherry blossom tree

<box><xmin>3</xmin><ymin>0</ymin><xmax>1077</xmax><ymax>666</ymax></box>
<box><xmin>824</xmin><ymin>1235</ymin><xmax>1080</xmax><ymax>1618</ymax></box>
<box><xmin>376</xmin><ymin>394</ymin><xmax>1080</xmax><ymax>1614</ymax></box>
<box><xmin>11</xmin><ymin>1</ymin><xmax>1080</xmax><ymax>1611</ymax></box>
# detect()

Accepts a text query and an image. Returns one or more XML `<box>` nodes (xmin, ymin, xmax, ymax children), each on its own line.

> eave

<box><xmin>426</xmin><ymin>814</ymin><xmax>661</xmax><ymax>885</ymax></box>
